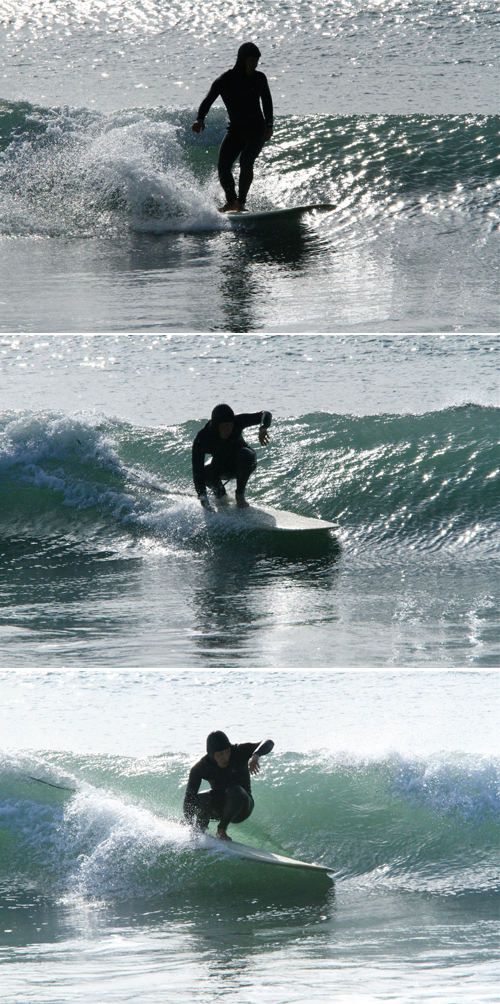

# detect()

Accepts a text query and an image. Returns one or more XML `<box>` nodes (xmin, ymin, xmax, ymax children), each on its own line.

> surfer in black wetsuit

<box><xmin>183</xmin><ymin>731</ymin><xmax>274</xmax><ymax>840</ymax></box>
<box><xmin>192</xmin><ymin>42</ymin><xmax>274</xmax><ymax>212</ymax></box>
<box><xmin>192</xmin><ymin>403</ymin><xmax>272</xmax><ymax>510</ymax></box>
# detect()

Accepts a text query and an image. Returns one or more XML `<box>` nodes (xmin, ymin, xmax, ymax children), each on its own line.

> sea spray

<box><xmin>1</xmin><ymin>750</ymin><xmax>498</xmax><ymax>902</ymax></box>
<box><xmin>1</xmin><ymin>407</ymin><xmax>498</xmax><ymax>554</ymax></box>
<box><xmin>1</xmin><ymin>104</ymin><xmax>498</xmax><ymax>237</ymax></box>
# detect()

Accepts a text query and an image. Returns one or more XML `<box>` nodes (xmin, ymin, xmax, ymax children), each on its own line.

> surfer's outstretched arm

<box><xmin>192</xmin><ymin>79</ymin><xmax>221</xmax><ymax>132</ymax></box>
<box><xmin>249</xmin><ymin>738</ymin><xmax>274</xmax><ymax>775</ymax></box>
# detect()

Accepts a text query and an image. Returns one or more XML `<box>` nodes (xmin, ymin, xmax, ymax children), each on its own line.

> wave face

<box><xmin>1</xmin><ymin>750</ymin><xmax>498</xmax><ymax>902</ymax></box>
<box><xmin>0</xmin><ymin>103</ymin><xmax>498</xmax><ymax>237</ymax></box>
<box><xmin>0</xmin><ymin>406</ymin><xmax>498</xmax><ymax>559</ymax></box>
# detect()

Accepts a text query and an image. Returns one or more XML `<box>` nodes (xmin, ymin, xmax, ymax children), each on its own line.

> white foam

<box><xmin>1</xmin><ymin>106</ymin><xmax>224</xmax><ymax>237</ymax></box>
<box><xmin>83</xmin><ymin>117</ymin><xmax>218</xmax><ymax>227</ymax></box>
<box><xmin>0</xmin><ymin>411</ymin><xmax>120</xmax><ymax>471</ymax></box>
<box><xmin>63</xmin><ymin>788</ymin><xmax>192</xmax><ymax>899</ymax></box>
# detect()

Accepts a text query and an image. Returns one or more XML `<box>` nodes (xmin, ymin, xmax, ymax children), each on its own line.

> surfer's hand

<box><xmin>192</xmin><ymin>119</ymin><xmax>205</xmax><ymax>133</ymax></box>
<box><xmin>249</xmin><ymin>755</ymin><xmax>260</xmax><ymax>775</ymax></box>
<box><xmin>265</xmin><ymin>127</ymin><xmax>273</xmax><ymax>142</ymax></box>
<box><xmin>259</xmin><ymin>427</ymin><xmax>270</xmax><ymax>446</ymax></box>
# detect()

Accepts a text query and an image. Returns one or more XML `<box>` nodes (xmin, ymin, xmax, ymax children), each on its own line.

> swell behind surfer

<box><xmin>191</xmin><ymin>42</ymin><xmax>273</xmax><ymax>212</ymax></box>
<box><xmin>192</xmin><ymin>403</ymin><xmax>272</xmax><ymax>510</ymax></box>
<box><xmin>183</xmin><ymin>731</ymin><xmax>274</xmax><ymax>840</ymax></box>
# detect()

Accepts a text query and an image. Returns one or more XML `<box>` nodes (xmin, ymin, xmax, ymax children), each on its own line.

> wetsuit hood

<box><xmin>206</xmin><ymin>731</ymin><xmax>231</xmax><ymax>760</ymax></box>
<box><xmin>210</xmin><ymin>403</ymin><xmax>235</xmax><ymax>427</ymax></box>
<box><xmin>235</xmin><ymin>42</ymin><xmax>261</xmax><ymax>69</ymax></box>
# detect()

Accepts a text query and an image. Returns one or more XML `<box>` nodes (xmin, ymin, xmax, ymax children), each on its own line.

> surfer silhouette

<box><xmin>183</xmin><ymin>731</ymin><xmax>274</xmax><ymax>840</ymax></box>
<box><xmin>192</xmin><ymin>403</ymin><xmax>272</xmax><ymax>510</ymax></box>
<box><xmin>191</xmin><ymin>42</ymin><xmax>274</xmax><ymax>212</ymax></box>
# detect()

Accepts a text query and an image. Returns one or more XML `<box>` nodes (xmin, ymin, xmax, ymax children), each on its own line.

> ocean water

<box><xmin>1</xmin><ymin>334</ymin><xmax>499</xmax><ymax>1004</ymax></box>
<box><xmin>1</xmin><ymin>333</ymin><xmax>499</xmax><ymax>667</ymax></box>
<box><xmin>1</xmin><ymin>0</ymin><xmax>499</xmax><ymax>330</ymax></box>
<box><xmin>1</xmin><ymin>334</ymin><xmax>498</xmax><ymax>1000</ymax></box>
<box><xmin>2</xmin><ymin>0</ymin><xmax>500</xmax><ymax>998</ymax></box>
<box><xmin>1</xmin><ymin>671</ymin><xmax>499</xmax><ymax>1004</ymax></box>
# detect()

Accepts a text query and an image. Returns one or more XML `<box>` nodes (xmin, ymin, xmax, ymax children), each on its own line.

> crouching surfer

<box><xmin>183</xmin><ymin>731</ymin><xmax>274</xmax><ymax>840</ymax></box>
<box><xmin>192</xmin><ymin>403</ymin><xmax>272</xmax><ymax>510</ymax></box>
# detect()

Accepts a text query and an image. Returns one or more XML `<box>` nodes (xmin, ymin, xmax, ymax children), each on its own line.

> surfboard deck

<box><xmin>198</xmin><ymin>834</ymin><xmax>333</xmax><ymax>875</ymax></box>
<box><xmin>224</xmin><ymin>203</ymin><xmax>335</xmax><ymax>222</ymax></box>
<box><xmin>209</xmin><ymin>499</ymin><xmax>337</xmax><ymax>531</ymax></box>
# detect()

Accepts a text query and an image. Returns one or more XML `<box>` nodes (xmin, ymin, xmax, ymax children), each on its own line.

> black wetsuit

<box><xmin>196</xmin><ymin>63</ymin><xmax>273</xmax><ymax>205</ymax></box>
<box><xmin>192</xmin><ymin>411</ymin><xmax>272</xmax><ymax>498</ymax></box>
<box><xmin>183</xmin><ymin>741</ymin><xmax>273</xmax><ymax>831</ymax></box>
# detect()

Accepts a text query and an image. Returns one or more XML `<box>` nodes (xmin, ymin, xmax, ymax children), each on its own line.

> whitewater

<box><xmin>1</xmin><ymin>0</ymin><xmax>499</xmax><ymax>994</ymax></box>
<box><xmin>1</xmin><ymin>0</ymin><xmax>499</xmax><ymax>330</ymax></box>
<box><xmin>1</xmin><ymin>670</ymin><xmax>499</xmax><ymax>1004</ymax></box>
<box><xmin>1</xmin><ymin>346</ymin><xmax>499</xmax><ymax>1003</ymax></box>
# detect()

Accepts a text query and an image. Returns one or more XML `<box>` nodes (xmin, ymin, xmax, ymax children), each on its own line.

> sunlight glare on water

<box><xmin>1</xmin><ymin>0</ymin><xmax>497</xmax><ymax>112</ymax></box>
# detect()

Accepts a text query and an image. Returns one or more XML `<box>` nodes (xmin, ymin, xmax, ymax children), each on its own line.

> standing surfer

<box><xmin>192</xmin><ymin>403</ymin><xmax>272</xmax><ymax>510</ymax></box>
<box><xmin>191</xmin><ymin>42</ymin><xmax>274</xmax><ymax>212</ymax></box>
<box><xmin>183</xmin><ymin>731</ymin><xmax>274</xmax><ymax>840</ymax></box>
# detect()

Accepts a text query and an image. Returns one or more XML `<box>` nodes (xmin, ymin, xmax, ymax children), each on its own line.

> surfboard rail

<box><xmin>209</xmin><ymin>500</ymin><xmax>338</xmax><ymax>531</ymax></box>
<box><xmin>225</xmin><ymin>203</ymin><xmax>335</xmax><ymax>223</ymax></box>
<box><xmin>197</xmin><ymin>834</ymin><xmax>334</xmax><ymax>875</ymax></box>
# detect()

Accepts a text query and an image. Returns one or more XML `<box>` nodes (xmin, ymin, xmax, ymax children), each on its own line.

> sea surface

<box><xmin>2</xmin><ymin>0</ymin><xmax>500</xmax><ymax>998</ymax></box>
<box><xmin>1</xmin><ymin>334</ymin><xmax>499</xmax><ymax>1002</ymax></box>
<box><xmin>1</xmin><ymin>333</ymin><xmax>499</xmax><ymax>668</ymax></box>
<box><xmin>1</xmin><ymin>0</ymin><xmax>499</xmax><ymax>330</ymax></box>
<box><xmin>1</xmin><ymin>670</ymin><xmax>499</xmax><ymax>1004</ymax></box>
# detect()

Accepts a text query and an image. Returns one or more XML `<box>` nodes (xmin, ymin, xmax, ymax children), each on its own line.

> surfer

<box><xmin>191</xmin><ymin>42</ymin><xmax>274</xmax><ymax>212</ymax></box>
<box><xmin>183</xmin><ymin>731</ymin><xmax>274</xmax><ymax>840</ymax></box>
<box><xmin>192</xmin><ymin>403</ymin><xmax>272</xmax><ymax>510</ymax></box>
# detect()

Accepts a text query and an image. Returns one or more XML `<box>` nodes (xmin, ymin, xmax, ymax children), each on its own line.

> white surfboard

<box><xmin>224</xmin><ymin>203</ymin><xmax>335</xmax><ymax>223</ymax></box>
<box><xmin>210</xmin><ymin>499</ymin><xmax>337</xmax><ymax>531</ymax></box>
<box><xmin>199</xmin><ymin>834</ymin><xmax>333</xmax><ymax>875</ymax></box>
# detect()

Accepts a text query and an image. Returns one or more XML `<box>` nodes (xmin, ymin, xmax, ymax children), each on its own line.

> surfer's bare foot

<box><xmin>218</xmin><ymin>200</ymin><xmax>242</xmax><ymax>213</ymax></box>
<box><xmin>216</xmin><ymin>827</ymin><xmax>232</xmax><ymax>841</ymax></box>
<box><xmin>235</xmin><ymin>492</ymin><xmax>249</xmax><ymax>508</ymax></box>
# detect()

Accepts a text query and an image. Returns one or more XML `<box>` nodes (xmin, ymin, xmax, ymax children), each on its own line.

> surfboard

<box><xmin>210</xmin><ymin>499</ymin><xmax>337</xmax><ymax>531</ymax></box>
<box><xmin>224</xmin><ymin>203</ymin><xmax>335</xmax><ymax>223</ymax></box>
<box><xmin>199</xmin><ymin>834</ymin><xmax>334</xmax><ymax>875</ymax></box>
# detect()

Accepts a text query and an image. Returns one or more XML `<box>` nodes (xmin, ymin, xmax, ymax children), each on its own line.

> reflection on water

<box><xmin>0</xmin><ymin>879</ymin><xmax>334</xmax><ymax>952</ymax></box>
<box><xmin>3</xmin><ymin>201</ymin><xmax>495</xmax><ymax>330</ymax></box>
<box><xmin>216</xmin><ymin>221</ymin><xmax>326</xmax><ymax>331</ymax></box>
<box><xmin>0</xmin><ymin>518</ymin><xmax>341</xmax><ymax>666</ymax></box>
<box><xmin>2</xmin><ymin>886</ymin><xmax>498</xmax><ymax>1004</ymax></box>
<box><xmin>123</xmin><ymin>222</ymin><xmax>325</xmax><ymax>333</ymax></box>
<box><xmin>191</xmin><ymin>531</ymin><xmax>341</xmax><ymax>661</ymax></box>
<box><xmin>0</xmin><ymin>535</ymin><xmax>142</xmax><ymax>658</ymax></box>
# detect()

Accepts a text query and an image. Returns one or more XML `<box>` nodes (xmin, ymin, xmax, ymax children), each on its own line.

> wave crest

<box><xmin>0</xmin><ymin>750</ymin><xmax>498</xmax><ymax>901</ymax></box>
